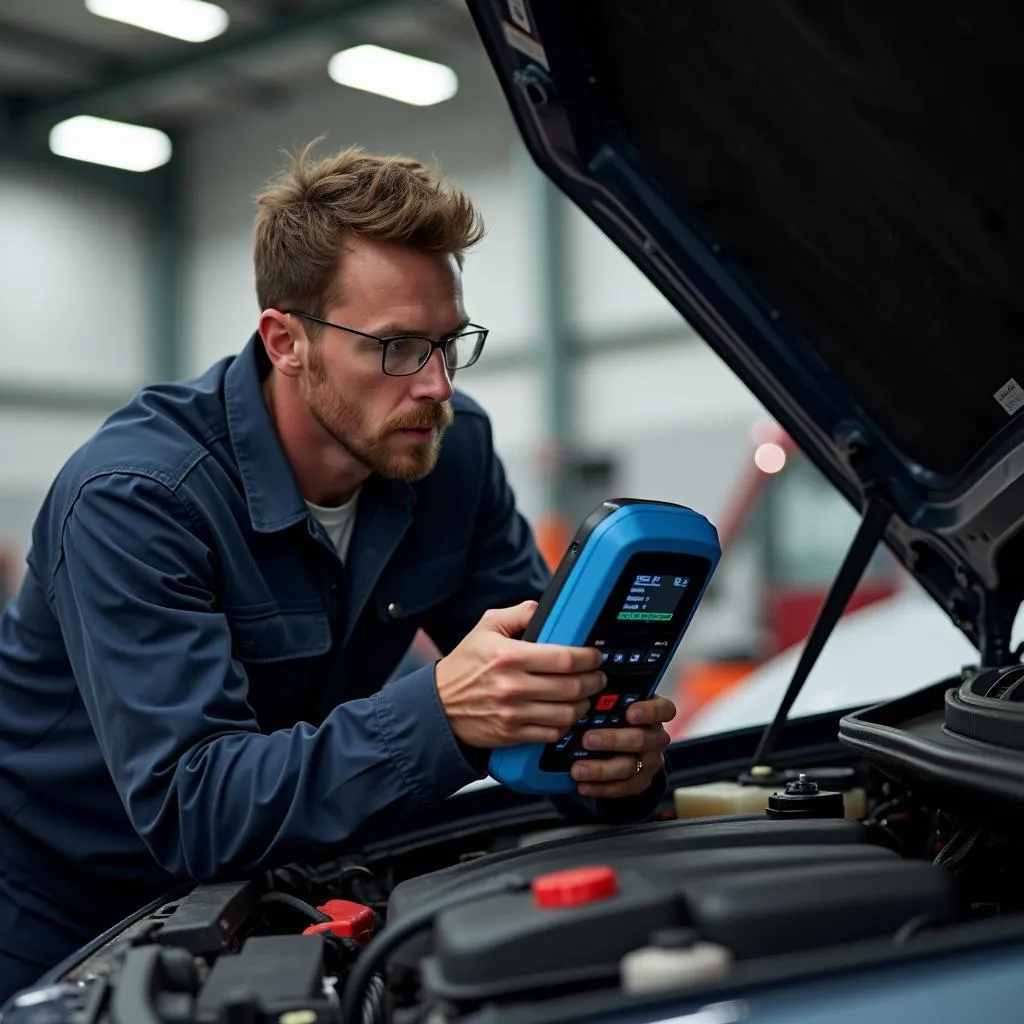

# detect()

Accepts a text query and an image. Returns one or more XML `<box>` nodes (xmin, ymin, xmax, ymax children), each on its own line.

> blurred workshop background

<box><xmin>0</xmin><ymin>0</ymin><xmax>932</xmax><ymax>734</ymax></box>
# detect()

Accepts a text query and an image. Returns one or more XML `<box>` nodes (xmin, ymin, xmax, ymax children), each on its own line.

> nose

<box><xmin>410</xmin><ymin>348</ymin><xmax>454</xmax><ymax>402</ymax></box>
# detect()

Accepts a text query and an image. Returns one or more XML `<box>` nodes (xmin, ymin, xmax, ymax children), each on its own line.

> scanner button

<box><xmin>595</xmin><ymin>694</ymin><xmax>619</xmax><ymax>712</ymax></box>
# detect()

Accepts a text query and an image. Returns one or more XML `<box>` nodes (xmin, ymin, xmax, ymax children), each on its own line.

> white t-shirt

<box><xmin>306</xmin><ymin>488</ymin><xmax>361</xmax><ymax>562</ymax></box>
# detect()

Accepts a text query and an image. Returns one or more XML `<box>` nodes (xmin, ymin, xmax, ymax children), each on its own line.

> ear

<box><xmin>258</xmin><ymin>309</ymin><xmax>306</xmax><ymax>378</ymax></box>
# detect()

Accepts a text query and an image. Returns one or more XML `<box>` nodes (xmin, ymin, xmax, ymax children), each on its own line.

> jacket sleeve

<box><xmin>50</xmin><ymin>472</ymin><xmax>480</xmax><ymax>881</ymax></box>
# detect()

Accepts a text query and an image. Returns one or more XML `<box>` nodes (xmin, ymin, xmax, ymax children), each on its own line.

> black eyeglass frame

<box><xmin>282</xmin><ymin>310</ymin><xmax>488</xmax><ymax>377</ymax></box>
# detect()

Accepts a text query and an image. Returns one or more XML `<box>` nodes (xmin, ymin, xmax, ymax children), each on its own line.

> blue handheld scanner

<box><xmin>488</xmin><ymin>499</ymin><xmax>721</xmax><ymax>795</ymax></box>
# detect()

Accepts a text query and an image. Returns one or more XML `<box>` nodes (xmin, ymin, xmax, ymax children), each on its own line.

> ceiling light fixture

<box><xmin>49</xmin><ymin>115</ymin><xmax>173</xmax><ymax>172</ymax></box>
<box><xmin>328</xmin><ymin>44</ymin><xmax>458</xmax><ymax>107</ymax></box>
<box><xmin>84</xmin><ymin>0</ymin><xmax>229</xmax><ymax>44</ymax></box>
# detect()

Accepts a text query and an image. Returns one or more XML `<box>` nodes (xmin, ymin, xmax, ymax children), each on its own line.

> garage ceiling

<box><xmin>0</xmin><ymin>0</ymin><xmax>478</xmax><ymax>149</ymax></box>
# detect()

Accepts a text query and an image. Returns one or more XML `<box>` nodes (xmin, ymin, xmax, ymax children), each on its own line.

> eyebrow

<box><xmin>372</xmin><ymin>317</ymin><xmax>472</xmax><ymax>338</ymax></box>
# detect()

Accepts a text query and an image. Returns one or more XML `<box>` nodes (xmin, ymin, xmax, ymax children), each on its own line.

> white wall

<box><xmin>566</xmin><ymin>203</ymin><xmax>683</xmax><ymax>339</ymax></box>
<box><xmin>0</xmin><ymin>407</ymin><xmax>114</xmax><ymax>578</ymax></box>
<box><xmin>0</xmin><ymin>164</ymin><xmax>150</xmax><ymax>391</ymax></box>
<box><xmin>0</xmin><ymin>163</ymin><xmax>153</xmax><ymax>563</ymax></box>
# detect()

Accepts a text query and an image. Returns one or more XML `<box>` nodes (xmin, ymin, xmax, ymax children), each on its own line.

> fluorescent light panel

<box><xmin>49</xmin><ymin>116</ymin><xmax>173</xmax><ymax>172</ymax></box>
<box><xmin>328</xmin><ymin>45</ymin><xmax>458</xmax><ymax>107</ymax></box>
<box><xmin>84</xmin><ymin>0</ymin><xmax>229</xmax><ymax>43</ymax></box>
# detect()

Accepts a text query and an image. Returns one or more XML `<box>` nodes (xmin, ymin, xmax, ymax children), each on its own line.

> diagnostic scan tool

<box><xmin>488</xmin><ymin>499</ymin><xmax>721</xmax><ymax>794</ymax></box>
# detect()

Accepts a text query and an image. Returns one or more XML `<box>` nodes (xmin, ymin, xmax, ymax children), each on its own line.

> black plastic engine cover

<box><xmin>687</xmin><ymin>859</ymin><xmax>953</xmax><ymax>958</ymax></box>
<box><xmin>397</xmin><ymin>815</ymin><xmax>954</xmax><ymax>1005</ymax></box>
<box><xmin>388</xmin><ymin>816</ymin><xmax>871</xmax><ymax>920</ymax></box>
<box><xmin>423</xmin><ymin>853</ymin><xmax>953</xmax><ymax>1003</ymax></box>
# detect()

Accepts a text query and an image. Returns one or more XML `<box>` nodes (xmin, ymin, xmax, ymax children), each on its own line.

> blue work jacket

<box><xmin>0</xmin><ymin>334</ymin><xmax>662</xmax><ymax>986</ymax></box>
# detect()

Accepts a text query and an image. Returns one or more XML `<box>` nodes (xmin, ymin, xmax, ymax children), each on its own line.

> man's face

<box><xmin>301</xmin><ymin>238</ymin><xmax>464</xmax><ymax>482</ymax></box>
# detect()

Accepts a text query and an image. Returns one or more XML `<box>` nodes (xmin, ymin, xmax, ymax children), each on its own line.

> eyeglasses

<box><xmin>283</xmin><ymin>310</ymin><xmax>488</xmax><ymax>377</ymax></box>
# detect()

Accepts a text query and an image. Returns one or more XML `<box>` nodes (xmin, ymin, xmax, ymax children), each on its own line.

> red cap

<box><xmin>302</xmin><ymin>899</ymin><xmax>375</xmax><ymax>943</ymax></box>
<box><xmin>532</xmin><ymin>865</ymin><xmax>619</xmax><ymax>908</ymax></box>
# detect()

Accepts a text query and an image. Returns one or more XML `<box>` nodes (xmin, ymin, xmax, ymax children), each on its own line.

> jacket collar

<box><xmin>224</xmin><ymin>333</ymin><xmax>419</xmax><ymax>543</ymax></box>
<box><xmin>224</xmin><ymin>333</ymin><xmax>311</xmax><ymax>533</ymax></box>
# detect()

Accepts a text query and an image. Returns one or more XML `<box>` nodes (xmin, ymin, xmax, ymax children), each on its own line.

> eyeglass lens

<box><xmin>383</xmin><ymin>331</ymin><xmax>486</xmax><ymax>376</ymax></box>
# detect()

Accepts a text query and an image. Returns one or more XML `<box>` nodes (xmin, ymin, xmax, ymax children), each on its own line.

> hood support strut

<box><xmin>751</xmin><ymin>495</ymin><xmax>893</xmax><ymax>767</ymax></box>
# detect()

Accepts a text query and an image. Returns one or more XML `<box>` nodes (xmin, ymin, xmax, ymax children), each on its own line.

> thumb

<box><xmin>480</xmin><ymin>600</ymin><xmax>539</xmax><ymax>638</ymax></box>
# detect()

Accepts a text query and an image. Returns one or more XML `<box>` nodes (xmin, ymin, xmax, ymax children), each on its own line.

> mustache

<box><xmin>385</xmin><ymin>402</ymin><xmax>454</xmax><ymax>433</ymax></box>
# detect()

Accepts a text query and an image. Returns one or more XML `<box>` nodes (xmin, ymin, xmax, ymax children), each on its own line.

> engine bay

<box><xmin>11</xmin><ymin>666</ymin><xmax>1024</xmax><ymax>1024</ymax></box>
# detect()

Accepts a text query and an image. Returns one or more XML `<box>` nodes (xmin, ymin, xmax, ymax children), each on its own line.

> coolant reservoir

<box><xmin>621</xmin><ymin>928</ymin><xmax>732</xmax><ymax>994</ymax></box>
<box><xmin>673</xmin><ymin>779</ymin><xmax>776</xmax><ymax>818</ymax></box>
<box><xmin>673</xmin><ymin>766</ymin><xmax>867</xmax><ymax>821</ymax></box>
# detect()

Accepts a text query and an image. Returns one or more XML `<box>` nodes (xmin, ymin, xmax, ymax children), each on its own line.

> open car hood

<box><xmin>467</xmin><ymin>1</ymin><xmax>1024</xmax><ymax>664</ymax></box>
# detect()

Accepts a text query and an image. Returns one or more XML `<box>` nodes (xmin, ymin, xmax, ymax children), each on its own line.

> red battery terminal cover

<box><xmin>302</xmin><ymin>899</ymin><xmax>375</xmax><ymax>943</ymax></box>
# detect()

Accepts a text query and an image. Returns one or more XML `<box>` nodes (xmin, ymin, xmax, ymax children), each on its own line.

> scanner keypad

<box><xmin>566</xmin><ymin>639</ymin><xmax>665</xmax><ymax>740</ymax></box>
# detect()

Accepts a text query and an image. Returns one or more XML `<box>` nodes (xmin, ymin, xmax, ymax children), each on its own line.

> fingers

<box><xmin>480</xmin><ymin>600</ymin><xmax>539</xmax><ymax>638</ymax></box>
<box><xmin>571</xmin><ymin>750</ymin><xmax>665</xmax><ymax>798</ymax></box>
<box><xmin>571</xmin><ymin>751</ymin><xmax>660</xmax><ymax>782</ymax></box>
<box><xmin>580</xmin><ymin>724</ymin><xmax>672</xmax><ymax>754</ymax></box>
<box><xmin>507</xmin><ymin>670</ymin><xmax>607</xmax><ymax>703</ymax></box>
<box><xmin>620</xmin><ymin>694</ymin><xmax>677</xmax><ymax>726</ymax></box>
<box><xmin>484</xmin><ymin>694</ymin><xmax>594</xmax><ymax>747</ymax></box>
<box><xmin>513</xmin><ymin>639</ymin><xmax>605</xmax><ymax>675</ymax></box>
<box><xmin>571</xmin><ymin>723</ymin><xmax>670</xmax><ymax>796</ymax></box>
<box><xmin>510</xmin><ymin>698</ymin><xmax>593</xmax><ymax>731</ymax></box>
<box><xmin>506</xmin><ymin>724</ymin><xmax>584</xmax><ymax>745</ymax></box>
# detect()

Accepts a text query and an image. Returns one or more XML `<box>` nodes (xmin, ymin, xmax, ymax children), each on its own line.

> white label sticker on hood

<box><xmin>507</xmin><ymin>0</ymin><xmax>532</xmax><ymax>34</ymax></box>
<box><xmin>502</xmin><ymin>20</ymin><xmax>549</xmax><ymax>69</ymax></box>
<box><xmin>995</xmin><ymin>378</ymin><xmax>1024</xmax><ymax>415</ymax></box>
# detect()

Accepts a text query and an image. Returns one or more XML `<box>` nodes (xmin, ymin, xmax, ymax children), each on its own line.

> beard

<box><xmin>306</xmin><ymin>347</ymin><xmax>454</xmax><ymax>481</ymax></box>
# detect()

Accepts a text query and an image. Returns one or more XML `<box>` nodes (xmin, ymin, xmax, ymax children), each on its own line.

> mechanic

<box><xmin>0</xmin><ymin>142</ymin><xmax>675</xmax><ymax>1000</ymax></box>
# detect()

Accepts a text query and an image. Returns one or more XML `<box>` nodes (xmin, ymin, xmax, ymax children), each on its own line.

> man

<box><xmin>0</xmin><ymin>143</ymin><xmax>674</xmax><ymax>999</ymax></box>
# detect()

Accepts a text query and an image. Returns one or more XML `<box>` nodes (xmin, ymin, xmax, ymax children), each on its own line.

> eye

<box><xmin>386</xmin><ymin>338</ymin><xmax>419</xmax><ymax>356</ymax></box>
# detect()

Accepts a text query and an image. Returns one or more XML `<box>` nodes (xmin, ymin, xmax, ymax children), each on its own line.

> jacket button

<box><xmin>387</xmin><ymin>601</ymin><xmax>402</xmax><ymax>619</ymax></box>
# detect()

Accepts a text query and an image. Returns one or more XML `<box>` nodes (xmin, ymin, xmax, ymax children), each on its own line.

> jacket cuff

<box><xmin>372</xmin><ymin>664</ymin><xmax>486</xmax><ymax>805</ymax></box>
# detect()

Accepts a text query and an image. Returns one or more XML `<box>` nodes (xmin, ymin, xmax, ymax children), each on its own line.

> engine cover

<box><xmin>387</xmin><ymin>815</ymin><xmax>955</xmax><ymax>1006</ymax></box>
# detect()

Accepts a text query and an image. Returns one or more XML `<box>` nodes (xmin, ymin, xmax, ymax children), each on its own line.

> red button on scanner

<box><xmin>595</xmin><ymin>694</ymin><xmax>619</xmax><ymax>712</ymax></box>
<box><xmin>532</xmin><ymin>865</ymin><xmax>619</xmax><ymax>908</ymax></box>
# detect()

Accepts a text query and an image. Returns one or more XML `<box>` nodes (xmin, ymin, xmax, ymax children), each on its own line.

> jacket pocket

<box><xmin>226</xmin><ymin>606</ymin><xmax>332</xmax><ymax>663</ymax></box>
<box><xmin>373</xmin><ymin>551</ymin><xmax>465</xmax><ymax>622</ymax></box>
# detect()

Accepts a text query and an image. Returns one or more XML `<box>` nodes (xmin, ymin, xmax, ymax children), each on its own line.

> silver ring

<box><xmin>633</xmin><ymin>758</ymin><xmax>643</xmax><ymax>777</ymax></box>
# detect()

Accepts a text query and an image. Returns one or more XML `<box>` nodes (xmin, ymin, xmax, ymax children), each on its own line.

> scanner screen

<box><xmin>539</xmin><ymin>551</ymin><xmax>712</xmax><ymax>773</ymax></box>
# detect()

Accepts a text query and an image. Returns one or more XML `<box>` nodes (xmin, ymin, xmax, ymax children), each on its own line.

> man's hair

<box><xmin>253</xmin><ymin>140</ymin><xmax>485</xmax><ymax>315</ymax></box>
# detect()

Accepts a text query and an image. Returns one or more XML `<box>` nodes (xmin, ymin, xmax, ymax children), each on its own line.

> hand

<box><xmin>436</xmin><ymin>600</ymin><xmax>606</xmax><ymax>748</ymax></box>
<box><xmin>570</xmin><ymin>695</ymin><xmax>676</xmax><ymax>799</ymax></box>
